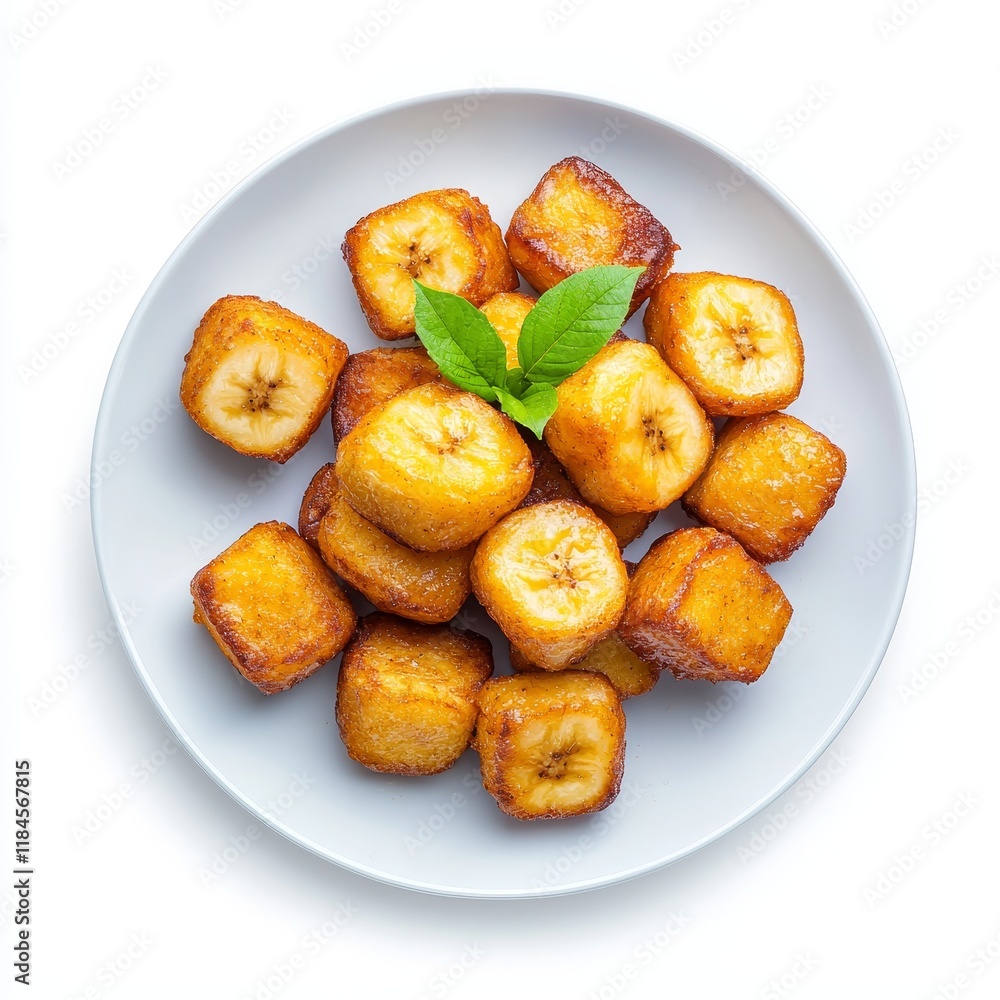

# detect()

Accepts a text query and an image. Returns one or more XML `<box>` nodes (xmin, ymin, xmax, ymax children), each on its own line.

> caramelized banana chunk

<box><xmin>619</xmin><ymin>526</ymin><xmax>791</xmax><ymax>684</ymax></box>
<box><xmin>644</xmin><ymin>272</ymin><xmax>804</xmax><ymax>416</ymax></box>
<box><xmin>505</xmin><ymin>156</ymin><xmax>678</xmax><ymax>314</ymax></box>
<box><xmin>683</xmin><ymin>412</ymin><xmax>846</xmax><ymax>563</ymax></box>
<box><xmin>544</xmin><ymin>338</ymin><xmax>713</xmax><ymax>515</ymax></box>
<box><xmin>470</xmin><ymin>500</ymin><xmax>628</xmax><ymax>670</ymax></box>
<box><xmin>180</xmin><ymin>296</ymin><xmax>348</xmax><ymax>463</ymax></box>
<box><xmin>473</xmin><ymin>670</ymin><xmax>626</xmax><ymax>820</ymax></box>
<box><xmin>336</xmin><ymin>382</ymin><xmax>534</xmax><ymax>552</ymax></box>
<box><xmin>190</xmin><ymin>521</ymin><xmax>356</xmax><ymax>694</ymax></box>
<box><xmin>342</xmin><ymin>189</ymin><xmax>517</xmax><ymax>340</ymax></box>
<box><xmin>336</xmin><ymin>613</ymin><xmax>493</xmax><ymax>775</ymax></box>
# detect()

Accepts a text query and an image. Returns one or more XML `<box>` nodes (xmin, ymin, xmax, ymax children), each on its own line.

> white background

<box><xmin>5</xmin><ymin>0</ymin><xmax>1000</xmax><ymax>997</ymax></box>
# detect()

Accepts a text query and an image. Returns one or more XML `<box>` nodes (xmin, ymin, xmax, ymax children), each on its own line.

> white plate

<box><xmin>92</xmin><ymin>90</ymin><xmax>915</xmax><ymax>897</ymax></box>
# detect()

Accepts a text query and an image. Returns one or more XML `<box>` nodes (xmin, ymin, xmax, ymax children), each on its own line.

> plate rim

<box><xmin>90</xmin><ymin>87</ymin><xmax>917</xmax><ymax>898</ymax></box>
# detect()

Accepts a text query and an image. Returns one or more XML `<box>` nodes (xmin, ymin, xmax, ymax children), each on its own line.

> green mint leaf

<box><xmin>413</xmin><ymin>281</ymin><xmax>508</xmax><ymax>402</ymax></box>
<box><xmin>502</xmin><ymin>366</ymin><xmax>531</xmax><ymax>397</ymax></box>
<box><xmin>517</xmin><ymin>265</ymin><xmax>645</xmax><ymax>385</ymax></box>
<box><xmin>496</xmin><ymin>382</ymin><xmax>558</xmax><ymax>439</ymax></box>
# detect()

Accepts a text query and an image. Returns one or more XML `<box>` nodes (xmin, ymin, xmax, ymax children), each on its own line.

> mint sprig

<box><xmin>413</xmin><ymin>265</ymin><xmax>644</xmax><ymax>437</ymax></box>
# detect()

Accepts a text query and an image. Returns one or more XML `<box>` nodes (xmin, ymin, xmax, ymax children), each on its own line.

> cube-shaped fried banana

<box><xmin>336</xmin><ymin>382</ymin><xmax>534</xmax><ymax>552</ymax></box>
<box><xmin>331</xmin><ymin>346</ymin><xmax>441</xmax><ymax>444</ymax></box>
<box><xmin>544</xmin><ymin>338</ymin><xmax>714</xmax><ymax>515</ymax></box>
<box><xmin>644</xmin><ymin>272</ymin><xmax>804</xmax><ymax>416</ymax></box>
<box><xmin>336</xmin><ymin>613</ymin><xmax>493</xmax><ymax>775</ymax></box>
<box><xmin>342</xmin><ymin>189</ymin><xmax>518</xmax><ymax>340</ymax></box>
<box><xmin>180</xmin><ymin>295</ymin><xmax>348</xmax><ymax>463</ymax></box>
<box><xmin>190</xmin><ymin>521</ymin><xmax>356</xmax><ymax>694</ymax></box>
<box><xmin>298</xmin><ymin>462</ymin><xmax>339</xmax><ymax>548</ymax></box>
<box><xmin>473</xmin><ymin>670</ymin><xmax>626</xmax><ymax>820</ymax></box>
<box><xmin>470</xmin><ymin>500</ymin><xmax>628</xmax><ymax>670</ymax></box>
<box><xmin>518</xmin><ymin>436</ymin><xmax>655</xmax><ymax>548</ymax></box>
<box><xmin>479</xmin><ymin>290</ymin><xmax>536</xmax><ymax>368</ymax></box>
<box><xmin>505</xmin><ymin>156</ymin><xmax>678</xmax><ymax>314</ymax></box>
<box><xmin>619</xmin><ymin>527</ymin><xmax>792</xmax><ymax>684</ymax></box>
<box><xmin>317</xmin><ymin>489</ymin><xmax>473</xmax><ymax>625</ymax></box>
<box><xmin>511</xmin><ymin>632</ymin><xmax>657</xmax><ymax>700</ymax></box>
<box><xmin>683</xmin><ymin>413</ymin><xmax>847</xmax><ymax>563</ymax></box>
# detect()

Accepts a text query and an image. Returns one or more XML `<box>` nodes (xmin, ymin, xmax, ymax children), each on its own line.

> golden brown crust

<box><xmin>682</xmin><ymin>413</ymin><xmax>847</xmax><ymax>563</ymax></box>
<box><xmin>298</xmin><ymin>463</ymin><xmax>339</xmax><ymax>548</ymax></box>
<box><xmin>470</xmin><ymin>500</ymin><xmax>628</xmax><ymax>670</ymax></box>
<box><xmin>335</xmin><ymin>382</ymin><xmax>534</xmax><ymax>552</ymax></box>
<box><xmin>190</xmin><ymin>521</ymin><xmax>356</xmax><ymax>694</ymax></box>
<box><xmin>510</xmin><ymin>632</ymin><xmax>658</xmax><ymax>699</ymax></box>
<box><xmin>331</xmin><ymin>347</ymin><xmax>441</xmax><ymax>444</ymax></box>
<box><xmin>544</xmin><ymin>338</ymin><xmax>714</xmax><ymax>515</ymax></box>
<box><xmin>179</xmin><ymin>295</ymin><xmax>348</xmax><ymax>463</ymax></box>
<box><xmin>342</xmin><ymin>189</ymin><xmax>518</xmax><ymax>340</ymax></box>
<box><xmin>517</xmin><ymin>435</ymin><xmax>655</xmax><ymax>548</ymax></box>
<box><xmin>472</xmin><ymin>670</ymin><xmax>625</xmax><ymax>820</ymax></box>
<box><xmin>644</xmin><ymin>272</ymin><xmax>804</xmax><ymax>416</ymax></box>
<box><xmin>505</xmin><ymin>157</ymin><xmax>678</xmax><ymax>315</ymax></box>
<box><xmin>619</xmin><ymin>526</ymin><xmax>792</xmax><ymax>684</ymax></box>
<box><xmin>336</xmin><ymin>613</ymin><xmax>493</xmax><ymax>775</ymax></box>
<box><xmin>316</xmin><ymin>492</ymin><xmax>473</xmax><ymax>625</ymax></box>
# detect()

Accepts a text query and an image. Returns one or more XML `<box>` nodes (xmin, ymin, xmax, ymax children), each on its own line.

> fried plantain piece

<box><xmin>479</xmin><ymin>290</ymin><xmax>536</xmax><ymax>368</ymax></box>
<box><xmin>330</xmin><ymin>346</ymin><xmax>441</xmax><ymax>444</ymax></box>
<box><xmin>336</xmin><ymin>613</ymin><xmax>493</xmax><ymax>775</ymax></box>
<box><xmin>342</xmin><ymin>189</ymin><xmax>518</xmax><ymax>340</ymax></box>
<box><xmin>644</xmin><ymin>272</ymin><xmax>804</xmax><ymax>416</ymax></box>
<box><xmin>619</xmin><ymin>526</ymin><xmax>792</xmax><ymax>684</ymax></box>
<box><xmin>473</xmin><ymin>670</ymin><xmax>626</xmax><ymax>820</ymax></box>
<box><xmin>190</xmin><ymin>521</ymin><xmax>356</xmax><ymax>694</ymax></box>
<box><xmin>682</xmin><ymin>412</ymin><xmax>846</xmax><ymax>563</ymax></box>
<box><xmin>470</xmin><ymin>500</ymin><xmax>628</xmax><ymax>671</ymax></box>
<box><xmin>317</xmin><ymin>490</ymin><xmax>473</xmax><ymax>625</ymax></box>
<box><xmin>180</xmin><ymin>296</ymin><xmax>348</xmax><ymax>463</ymax></box>
<box><xmin>510</xmin><ymin>632</ymin><xmax>657</xmax><ymax>700</ymax></box>
<box><xmin>505</xmin><ymin>156</ymin><xmax>678</xmax><ymax>314</ymax></box>
<box><xmin>544</xmin><ymin>338</ymin><xmax>714</xmax><ymax>515</ymax></box>
<box><xmin>336</xmin><ymin>382</ymin><xmax>534</xmax><ymax>552</ymax></box>
<box><xmin>298</xmin><ymin>462</ymin><xmax>339</xmax><ymax>548</ymax></box>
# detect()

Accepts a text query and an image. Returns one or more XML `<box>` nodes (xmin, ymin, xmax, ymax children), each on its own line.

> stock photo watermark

<box><xmin>70</xmin><ymin>932</ymin><xmax>154</xmax><ymax>1000</ymax></box>
<box><xmin>759</xmin><ymin>953</ymin><xmax>820</xmax><ymax>1000</ymax></box>
<box><xmin>415</xmin><ymin>944</ymin><xmax>486</xmax><ymax>1000</ymax></box>
<box><xmin>177</xmin><ymin>107</ymin><xmax>297</xmax><ymax>226</ymax></box>
<box><xmin>893</xmin><ymin>254</ymin><xmax>999</xmax><ymax>367</ymax></box>
<box><xmin>843</xmin><ymin>126</ymin><xmax>959</xmax><ymax>244</ymax></box>
<box><xmin>586</xmin><ymin>912</ymin><xmax>692</xmax><ymax>1000</ymax></box>
<box><xmin>8</xmin><ymin>0</ymin><xmax>74</xmax><ymax>51</ymax></box>
<box><xmin>863</xmin><ymin>790</ymin><xmax>979</xmax><ymax>908</ymax></box>
<box><xmin>737</xmin><ymin>749</ymin><xmax>852</xmax><ymax>863</ymax></box>
<box><xmin>28</xmin><ymin>600</ymin><xmax>142</xmax><ymax>717</ymax></box>
<box><xmin>237</xmin><ymin>905</ymin><xmax>359</xmax><ymax>1000</ymax></box>
<box><xmin>198</xmin><ymin>772</ymin><xmax>315</xmax><ymax>885</ymax></box>
<box><xmin>71</xmin><ymin>735</ymin><xmax>180</xmax><ymax>845</ymax></box>
<box><xmin>61</xmin><ymin>396</ymin><xmax>179</xmax><ymax>513</ymax></box>
<box><xmin>383</xmin><ymin>76</ymin><xmax>498</xmax><ymax>191</ymax></box>
<box><xmin>19</xmin><ymin>267</ymin><xmax>135</xmax><ymax>385</ymax></box>
<box><xmin>51</xmin><ymin>66</ymin><xmax>169</xmax><ymax>180</ymax></box>
<box><xmin>854</xmin><ymin>457</ymin><xmax>970</xmax><ymax>575</ymax></box>
<box><xmin>877</xmin><ymin>0</ymin><xmax>936</xmax><ymax>39</ymax></box>
<box><xmin>897</xmin><ymin>588</ymin><xmax>1000</xmax><ymax>706</ymax></box>
<box><xmin>673</xmin><ymin>0</ymin><xmax>755</xmax><ymax>73</ymax></box>
<box><xmin>927</xmin><ymin>924</ymin><xmax>1000</xmax><ymax>1000</ymax></box>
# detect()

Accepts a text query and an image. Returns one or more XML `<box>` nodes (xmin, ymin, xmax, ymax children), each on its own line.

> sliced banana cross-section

<box><xmin>473</xmin><ymin>670</ymin><xmax>626</xmax><ymax>820</ymax></box>
<box><xmin>342</xmin><ymin>189</ymin><xmax>518</xmax><ymax>340</ymax></box>
<box><xmin>180</xmin><ymin>295</ymin><xmax>347</xmax><ymax>463</ymax></box>
<box><xmin>644</xmin><ymin>271</ymin><xmax>804</xmax><ymax>416</ymax></box>
<box><xmin>544</xmin><ymin>338</ymin><xmax>714</xmax><ymax>515</ymax></box>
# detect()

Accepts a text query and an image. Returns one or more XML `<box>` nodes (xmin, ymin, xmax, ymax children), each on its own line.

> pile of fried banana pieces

<box><xmin>182</xmin><ymin>156</ymin><xmax>846</xmax><ymax>821</ymax></box>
